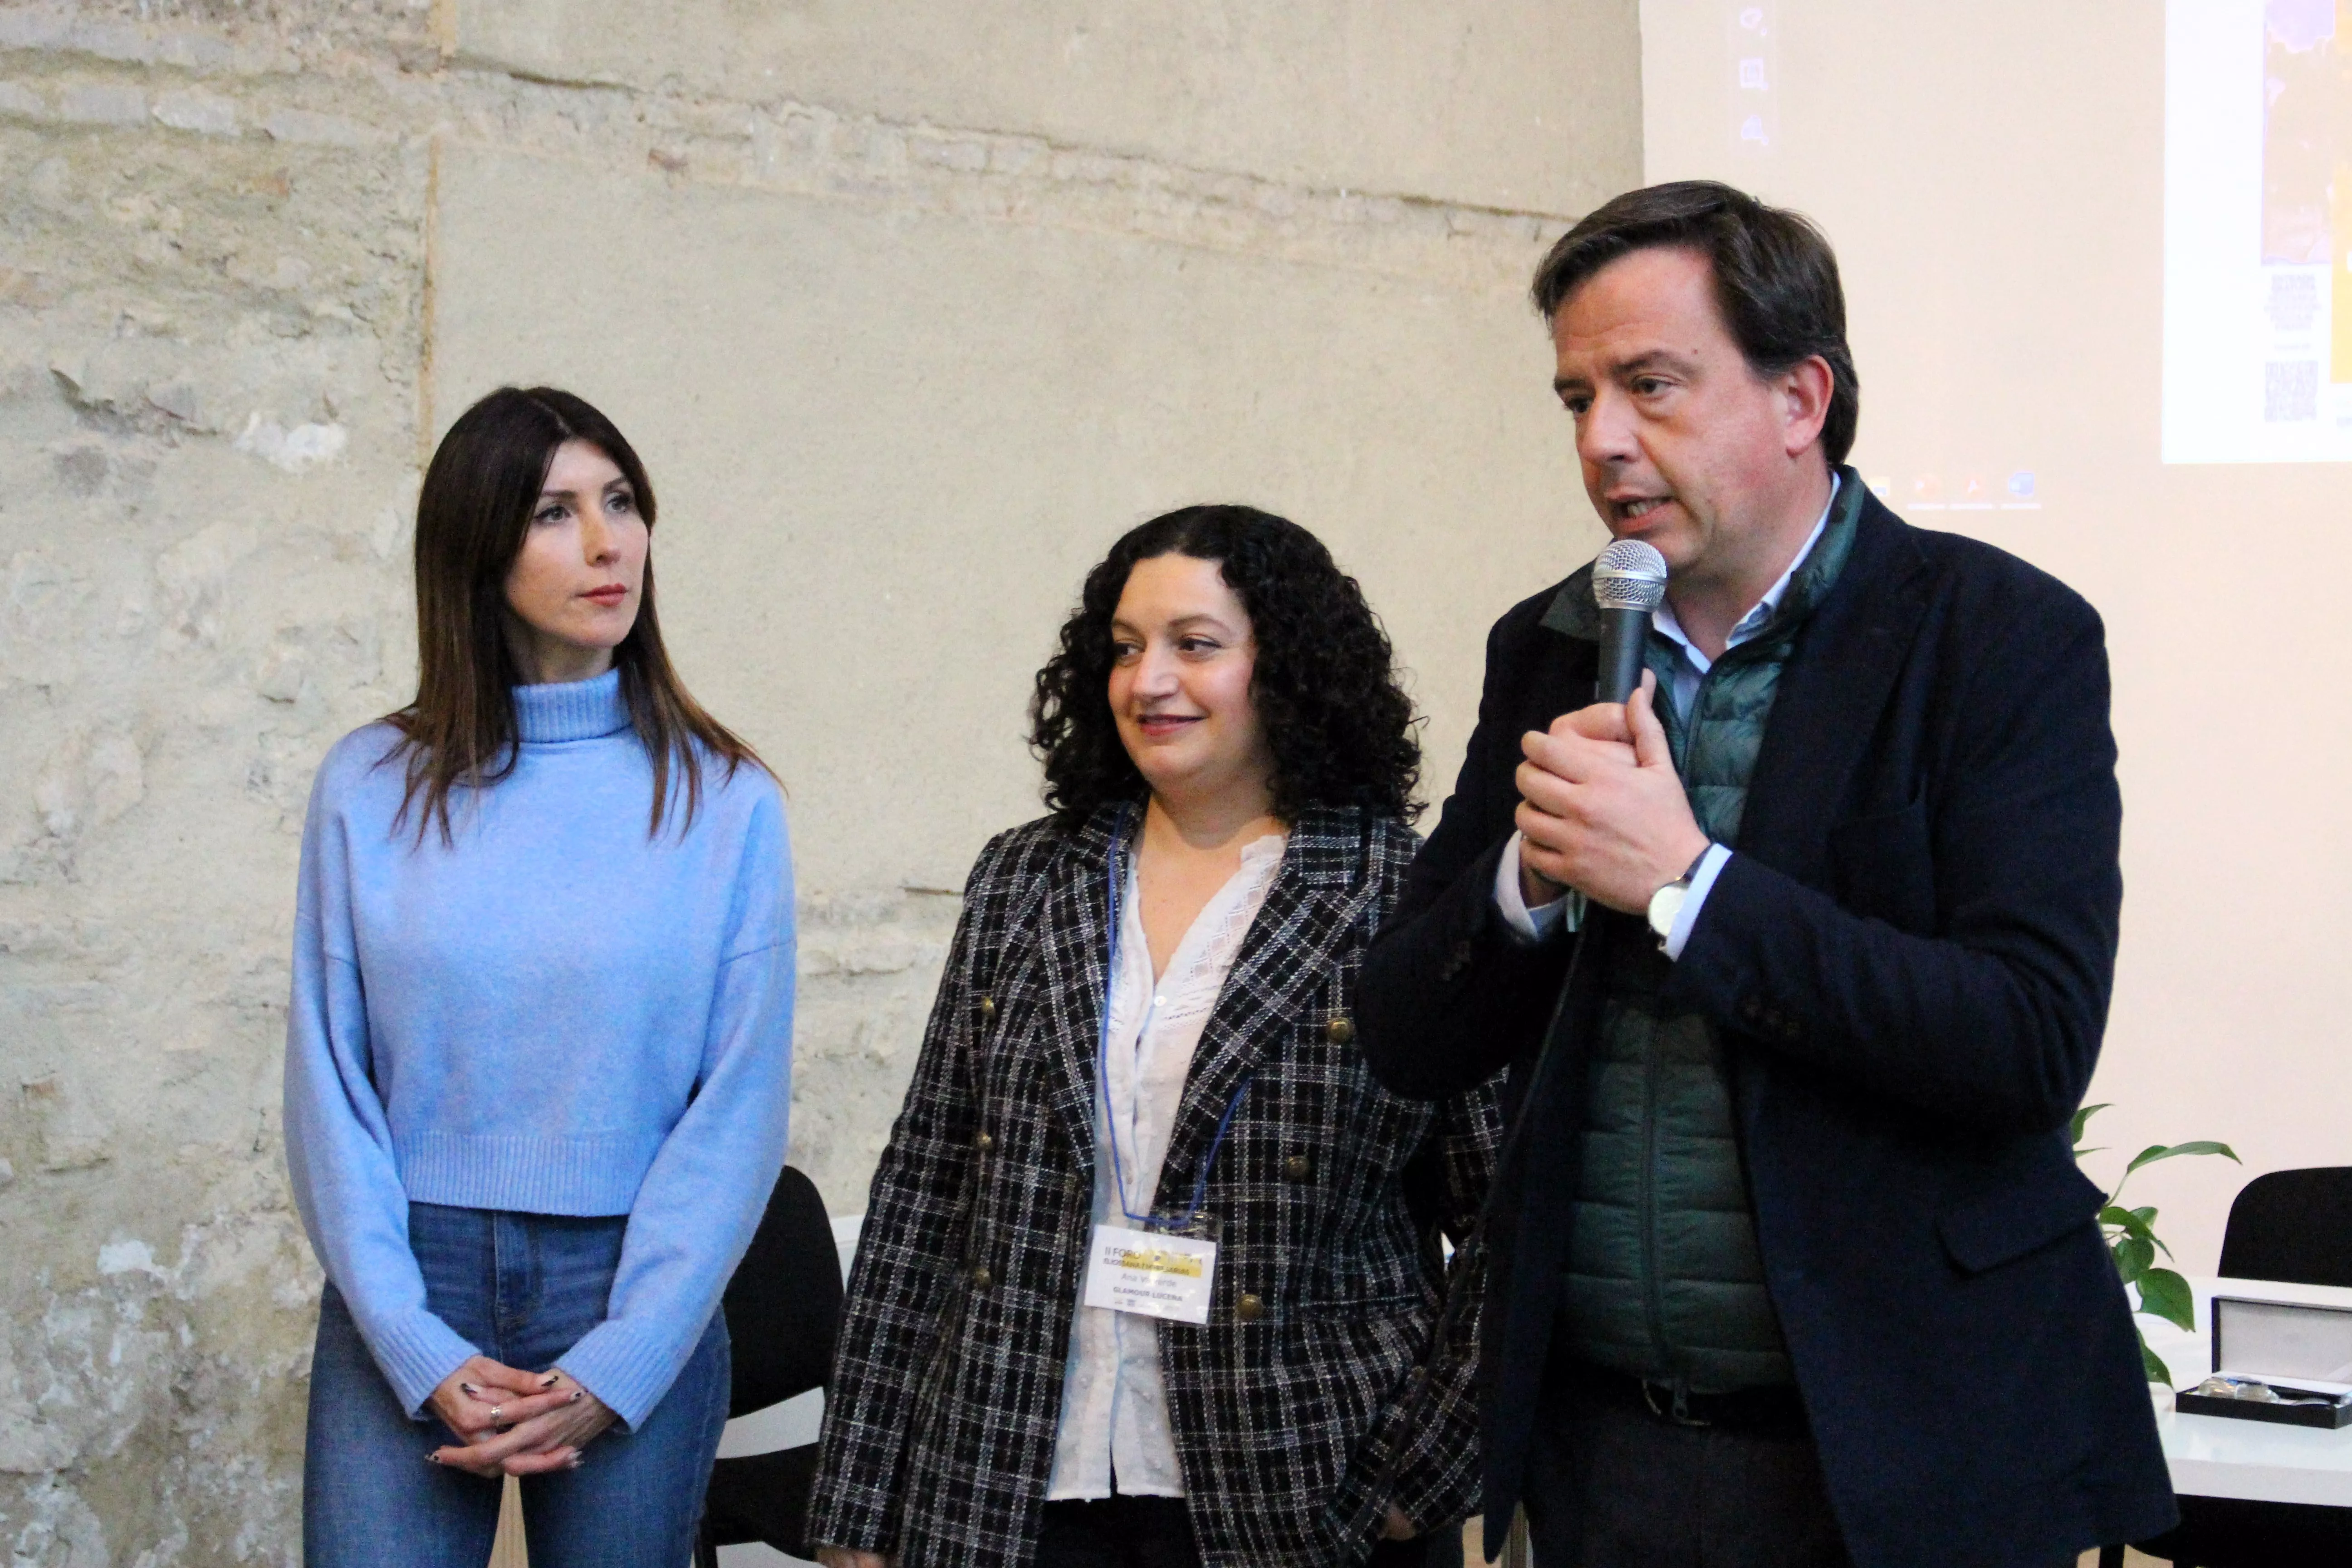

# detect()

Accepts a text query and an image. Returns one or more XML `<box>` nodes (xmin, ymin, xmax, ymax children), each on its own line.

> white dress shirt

<box><xmin>1497</xmin><ymin>475</ymin><xmax>1839</xmax><ymax>957</ymax></box>
<box><xmin>1045</xmin><ymin>833</ymin><xmax>1288</xmax><ymax>1500</ymax></box>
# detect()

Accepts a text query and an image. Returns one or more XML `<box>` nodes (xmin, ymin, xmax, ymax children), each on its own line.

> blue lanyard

<box><xmin>1098</xmin><ymin>811</ymin><xmax>1253</xmax><ymax>1231</ymax></box>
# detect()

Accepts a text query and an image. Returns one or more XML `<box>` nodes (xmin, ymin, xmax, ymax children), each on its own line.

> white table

<box><xmin>2140</xmin><ymin>1276</ymin><xmax>2352</xmax><ymax>1506</ymax></box>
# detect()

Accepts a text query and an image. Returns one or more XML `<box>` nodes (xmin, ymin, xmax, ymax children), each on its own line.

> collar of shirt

<box><xmin>1650</xmin><ymin>472</ymin><xmax>1841</xmax><ymax>715</ymax></box>
<box><xmin>1099</xmin><ymin>831</ymin><xmax>1288</xmax><ymax>1216</ymax></box>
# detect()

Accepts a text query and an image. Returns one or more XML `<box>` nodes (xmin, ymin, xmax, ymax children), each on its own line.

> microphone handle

<box><xmin>1596</xmin><ymin>606</ymin><xmax>1650</xmax><ymax>705</ymax></box>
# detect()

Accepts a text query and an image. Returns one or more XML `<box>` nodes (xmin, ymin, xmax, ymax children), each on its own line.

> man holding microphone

<box><xmin>1358</xmin><ymin>181</ymin><xmax>2173</xmax><ymax>1567</ymax></box>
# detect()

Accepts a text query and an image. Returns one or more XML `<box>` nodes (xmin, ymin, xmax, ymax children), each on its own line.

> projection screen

<box><xmin>1640</xmin><ymin>0</ymin><xmax>2352</xmax><ymax>1270</ymax></box>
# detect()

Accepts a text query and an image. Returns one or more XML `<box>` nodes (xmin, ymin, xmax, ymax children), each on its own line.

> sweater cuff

<box><xmin>558</xmin><ymin>1313</ymin><xmax>696</xmax><ymax>1433</ymax></box>
<box><xmin>369</xmin><ymin>1308</ymin><xmax>480</xmax><ymax>1421</ymax></box>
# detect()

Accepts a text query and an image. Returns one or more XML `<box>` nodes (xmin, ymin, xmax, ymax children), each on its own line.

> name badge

<box><xmin>1082</xmin><ymin>1220</ymin><xmax>1219</xmax><ymax>1326</ymax></box>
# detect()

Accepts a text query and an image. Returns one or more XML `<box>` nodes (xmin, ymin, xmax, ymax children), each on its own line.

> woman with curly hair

<box><xmin>808</xmin><ymin>505</ymin><xmax>1501</xmax><ymax>1568</ymax></box>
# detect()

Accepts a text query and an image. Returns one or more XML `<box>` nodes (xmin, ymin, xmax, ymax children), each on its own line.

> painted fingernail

<box><xmin>569</xmin><ymin>1390</ymin><xmax>583</xmax><ymax>1403</ymax></box>
<box><xmin>540</xmin><ymin>1374</ymin><xmax>560</xmax><ymax>1388</ymax></box>
<box><xmin>460</xmin><ymin>1383</ymin><xmax>480</xmax><ymax>1395</ymax></box>
<box><xmin>566</xmin><ymin>1454</ymin><xmax>583</xmax><ymax>1470</ymax></box>
<box><xmin>426</xmin><ymin>1453</ymin><xmax>441</xmax><ymax>1465</ymax></box>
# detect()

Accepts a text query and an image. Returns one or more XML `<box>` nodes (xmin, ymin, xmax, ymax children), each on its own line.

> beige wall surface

<box><xmin>1644</xmin><ymin>0</ymin><xmax>2345</xmax><ymax>1275</ymax></box>
<box><xmin>0</xmin><ymin>2</ymin><xmax>1637</xmax><ymax>1560</ymax></box>
<box><xmin>454</xmin><ymin>0</ymin><xmax>1641</xmax><ymax>217</ymax></box>
<box><xmin>429</xmin><ymin>152</ymin><xmax>1581</xmax><ymax>895</ymax></box>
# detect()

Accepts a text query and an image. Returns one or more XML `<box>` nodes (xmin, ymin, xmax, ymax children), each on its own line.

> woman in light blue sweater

<box><xmin>284</xmin><ymin>386</ymin><xmax>794</xmax><ymax>1567</ymax></box>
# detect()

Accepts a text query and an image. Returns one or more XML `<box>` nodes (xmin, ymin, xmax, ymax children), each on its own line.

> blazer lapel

<box><xmin>1029</xmin><ymin>806</ymin><xmax>1127</xmax><ymax>1170</ymax></box>
<box><xmin>1149</xmin><ymin>807</ymin><xmax>1367</xmax><ymax>1212</ymax></box>
<box><xmin>1737</xmin><ymin>492</ymin><xmax>1933</xmax><ymax>870</ymax></box>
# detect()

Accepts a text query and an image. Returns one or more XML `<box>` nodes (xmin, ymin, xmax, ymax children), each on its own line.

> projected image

<box><xmin>2166</xmin><ymin>0</ymin><xmax>2352</xmax><ymax>461</ymax></box>
<box><xmin>1725</xmin><ymin>3</ymin><xmax>1779</xmax><ymax>156</ymax></box>
<box><xmin>1875</xmin><ymin>470</ymin><xmax>2043</xmax><ymax>515</ymax></box>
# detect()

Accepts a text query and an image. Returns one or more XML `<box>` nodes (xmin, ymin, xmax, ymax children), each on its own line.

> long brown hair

<box><xmin>390</xmin><ymin>386</ymin><xmax>766</xmax><ymax>841</ymax></box>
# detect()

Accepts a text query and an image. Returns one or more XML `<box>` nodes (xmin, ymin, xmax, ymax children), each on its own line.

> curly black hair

<box><xmin>1030</xmin><ymin>505</ymin><xmax>1421</xmax><ymax>827</ymax></box>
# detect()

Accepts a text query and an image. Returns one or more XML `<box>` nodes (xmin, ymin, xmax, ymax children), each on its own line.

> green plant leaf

<box><xmin>2071</xmin><ymin>1102</ymin><xmax>2111</xmax><ymax>1148</ymax></box>
<box><xmin>2113</xmin><ymin>1234</ymin><xmax>2154</xmax><ymax>1283</ymax></box>
<box><xmin>2140</xmin><ymin>1333</ymin><xmax>2174</xmax><ymax>1387</ymax></box>
<box><xmin>2105</xmin><ymin>1206</ymin><xmax>2176</xmax><ymax>1259</ymax></box>
<box><xmin>2136</xmin><ymin>1267</ymin><xmax>2197</xmax><ymax>1333</ymax></box>
<box><xmin>2122</xmin><ymin>1141</ymin><xmax>2243</xmax><ymax>1176</ymax></box>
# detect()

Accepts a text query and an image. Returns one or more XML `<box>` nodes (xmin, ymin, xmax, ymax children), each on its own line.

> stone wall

<box><xmin>0</xmin><ymin>3</ymin><xmax>1638</xmax><ymax>1560</ymax></box>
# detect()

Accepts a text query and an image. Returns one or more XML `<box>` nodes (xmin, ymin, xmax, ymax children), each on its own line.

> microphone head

<box><xmin>1592</xmin><ymin>538</ymin><xmax>1668</xmax><ymax>611</ymax></box>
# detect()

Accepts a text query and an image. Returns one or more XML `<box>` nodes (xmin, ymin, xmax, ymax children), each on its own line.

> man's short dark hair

<box><xmin>1531</xmin><ymin>180</ymin><xmax>1860</xmax><ymax>466</ymax></box>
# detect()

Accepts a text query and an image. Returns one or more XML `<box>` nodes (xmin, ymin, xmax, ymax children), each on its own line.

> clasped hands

<box><xmin>426</xmin><ymin>1355</ymin><xmax>617</xmax><ymax>1477</ymax></box>
<box><xmin>1516</xmin><ymin>671</ymin><xmax>1710</xmax><ymax>915</ymax></box>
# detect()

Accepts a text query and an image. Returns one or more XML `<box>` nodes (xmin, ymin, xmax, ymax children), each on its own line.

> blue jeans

<box><xmin>303</xmin><ymin>1202</ymin><xmax>730</xmax><ymax>1568</ymax></box>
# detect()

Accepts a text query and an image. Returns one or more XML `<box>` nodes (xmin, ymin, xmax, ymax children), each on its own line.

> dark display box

<box><xmin>2174</xmin><ymin>1386</ymin><xmax>2352</xmax><ymax>1429</ymax></box>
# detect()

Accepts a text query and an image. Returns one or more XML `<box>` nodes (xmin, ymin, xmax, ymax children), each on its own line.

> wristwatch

<box><xmin>1646</xmin><ymin>846</ymin><xmax>1715</xmax><ymax>951</ymax></box>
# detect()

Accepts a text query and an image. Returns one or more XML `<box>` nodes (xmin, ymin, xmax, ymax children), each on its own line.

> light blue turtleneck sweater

<box><xmin>282</xmin><ymin>670</ymin><xmax>794</xmax><ymax>1430</ymax></box>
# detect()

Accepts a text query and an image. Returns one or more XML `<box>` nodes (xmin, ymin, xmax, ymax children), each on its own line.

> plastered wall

<box><xmin>0</xmin><ymin>3</ymin><xmax>1640</xmax><ymax>1560</ymax></box>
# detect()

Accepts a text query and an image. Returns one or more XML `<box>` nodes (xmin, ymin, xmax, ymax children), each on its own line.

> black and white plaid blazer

<box><xmin>807</xmin><ymin>803</ymin><xmax>1501</xmax><ymax>1567</ymax></box>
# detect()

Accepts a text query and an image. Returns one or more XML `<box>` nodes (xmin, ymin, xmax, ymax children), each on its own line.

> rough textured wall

<box><xmin>0</xmin><ymin>3</ymin><xmax>1639</xmax><ymax>1562</ymax></box>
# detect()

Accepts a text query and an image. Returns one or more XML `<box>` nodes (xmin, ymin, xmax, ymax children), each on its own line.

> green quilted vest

<box><xmin>1557</xmin><ymin>480</ymin><xmax>1860</xmax><ymax>1396</ymax></box>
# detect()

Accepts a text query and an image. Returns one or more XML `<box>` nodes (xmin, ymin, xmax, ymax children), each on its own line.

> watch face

<box><xmin>1647</xmin><ymin>882</ymin><xmax>1689</xmax><ymax>939</ymax></box>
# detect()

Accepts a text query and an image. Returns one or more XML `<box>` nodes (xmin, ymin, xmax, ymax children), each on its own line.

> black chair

<box><xmin>2121</xmin><ymin>1167</ymin><xmax>2352</xmax><ymax>1568</ymax></box>
<box><xmin>694</xmin><ymin>1165</ymin><xmax>845</xmax><ymax>1567</ymax></box>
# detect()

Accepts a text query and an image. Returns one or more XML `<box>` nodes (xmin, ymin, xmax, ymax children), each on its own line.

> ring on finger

<box><xmin>490</xmin><ymin>1405</ymin><xmax>502</xmax><ymax>1423</ymax></box>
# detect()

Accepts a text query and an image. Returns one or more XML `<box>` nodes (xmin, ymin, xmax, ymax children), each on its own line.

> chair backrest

<box><xmin>2217</xmin><ymin>1167</ymin><xmax>2352</xmax><ymax>1289</ymax></box>
<box><xmin>721</xmin><ymin>1164</ymin><xmax>845</xmax><ymax>1417</ymax></box>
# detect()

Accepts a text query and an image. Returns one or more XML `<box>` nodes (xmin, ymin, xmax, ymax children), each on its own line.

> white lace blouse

<box><xmin>1044</xmin><ymin>833</ymin><xmax>1289</xmax><ymax>1500</ymax></box>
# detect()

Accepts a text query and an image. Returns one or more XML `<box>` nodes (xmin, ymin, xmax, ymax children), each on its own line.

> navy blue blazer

<box><xmin>1358</xmin><ymin>484</ymin><xmax>2176</xmax><ymax>1567</ymax></box>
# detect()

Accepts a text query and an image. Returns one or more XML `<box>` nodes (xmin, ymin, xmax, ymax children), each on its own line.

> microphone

<box><xmin>1591</xmin><ymin>539</ymin><xmax>1668</xmax><ymax>705</ymax></box>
